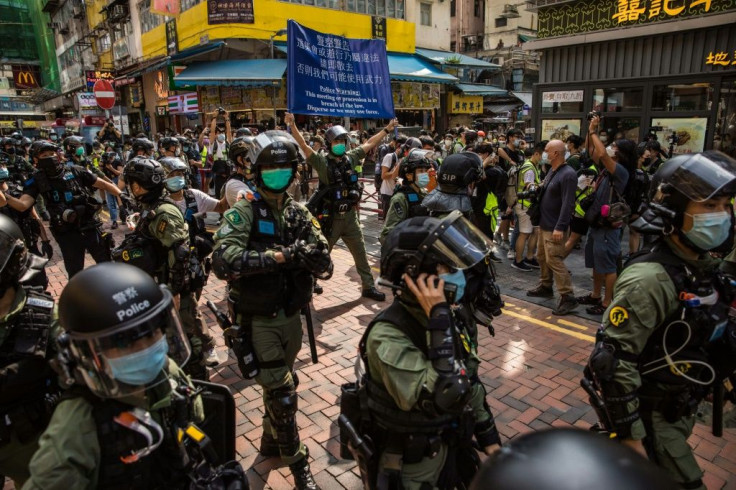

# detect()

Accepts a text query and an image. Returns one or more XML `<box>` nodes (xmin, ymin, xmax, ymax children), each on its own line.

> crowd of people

<box><xmin>0</xmin><ymin>107</ymin><xmax>734</xmax><ymax>490</ymax></box>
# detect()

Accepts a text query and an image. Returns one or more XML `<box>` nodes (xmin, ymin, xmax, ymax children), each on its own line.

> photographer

<box><xmin>510</xmin><ymin>142</ymin><xmax>544</xmax><ymax>272</ymax></box>
<box><xmin>202</xmin><ymin>108</ymin><xmax>232</xmax><ymax>199</ymax></box>
<box><xmin>576</xmin><ymin>115</ymin><xmax>635</xmax><ymax>316</ymax></box>
<box><xmin>98</xmin><ymin>118</ymin><xmax>121</xmax><ymax>146</ymax></box>
<box><xmin>497</xmin><ymin>129</ymin><xmax>526</xmax><ymax>251</ymax></box>
<box><xmin>644</xmin><ymin>140</ymin><xmax>666</xmax><ymax>175</ymax></box>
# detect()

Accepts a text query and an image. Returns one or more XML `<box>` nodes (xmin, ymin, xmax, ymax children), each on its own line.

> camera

<box><xmin>62</xmin><ymin>208</ymin><xmax>78</xmax><ymax>224</ymax></box>
<box><xmin>649</xmin><ymin>126</ymin><xmax>663</xmax><ymax>132</ymax></box>
<box><xmin>667</xmin><ymin>131</ymin><xmax>679</xmax><ymax>145</ymax></box>
<box><xmin>586</xmin><ymin>111</ymin><xmax>602</xmax><ymax>121</ymax></box>
<box><xmin>218</xmin><ymin>107</ymin><xmax>226</xmax><ymax>115</ymax></box>
<box><xmin>517</xmin><ymin>183</ymin><xmax>541</xmax><ymax>200</ymax></box>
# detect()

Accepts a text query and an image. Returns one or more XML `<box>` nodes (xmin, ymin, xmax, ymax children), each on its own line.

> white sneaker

<box><xmin>205</xmin><ymin>348</ymin><xmax>220</xmax><ymax>367</ymax></box>
<box><xmin>506</xmin><ymin>250</ymin><xmax>515</xmax><ymax>259</ymax></box>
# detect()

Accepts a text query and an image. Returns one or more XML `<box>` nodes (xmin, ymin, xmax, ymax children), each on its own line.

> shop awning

<box><xmin>174</xmin><ymin>59</ymin><xmax>287</xmax><ymax>88</ymax></box>
<box><xmin>511</xmin><ymin>91</ymin><xmax>533</xmax><ymax>108</ymax></box>
<box><xmin>121</xmin><ymin>56</ymin><xmax>170</xmax><ymax>78</ymax></box>
<box><xmin>518</xmin><ymin>34</ymin><xmax>536</xmax><ymax>43</ymax></box>
<box><xmin>170</xmin><ymin>41</ymin><xmax>225</xmax><ymax>62</ymax></box>
<box><xmin>415</xmin><ymin>48</ymin><xmax>500</xmax><ymax>69</ymax></box>
<box><xmin>486</xmin><ymin>103</ymin><xmax>521</xmax><ymax>115</ymax></box>
<box><xmin>387</xmin><ymin>53</ymin><xmax>458</xmax><ymax>84</ymax></box>
<box><xmin>453</xmin><ymin>83</ymin><xmax>507</xmax><ymax>96</ymax></box>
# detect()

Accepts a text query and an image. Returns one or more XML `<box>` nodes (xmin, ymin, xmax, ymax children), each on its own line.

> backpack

<box><xmin>624</xmin><ymin>168</ymin><xmax>650</xmax><ymax>215</ymax></box>
<box><xmin>486</xmin><ymin>166</ymin><xmax>508</xmax><ymax>200</ymax></box>
<box><xmin>377</xmin><ymin>143</ymin><xmax>391</xmax><ymax>163</ymax></box>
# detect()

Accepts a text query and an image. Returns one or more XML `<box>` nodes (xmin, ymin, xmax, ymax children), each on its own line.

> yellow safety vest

<box><xmin>516</xmin><ymin>160</ymin><xmax>540</xmax><ymax>209</ymax></box>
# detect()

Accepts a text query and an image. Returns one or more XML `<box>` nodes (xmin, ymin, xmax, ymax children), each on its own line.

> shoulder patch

<box><xmin>216</xmin><ymin>223</ymin><xmax>233</xmax><ymax>238</ymax></box>
<box><xmin>157</xmin><ymin>219</ymin><xmax>168</xmax><ymax>234</ymax></box>
<box><xmin>393</xmin><ymin>201</ymin><xmax>405</xmax><ymax>219</ymax></box>
<box><xmin>311</xmin><ymin>217</ymin><xmax>321</xmax><ymax>229</ymax></box>
<box><xmin>608</xmin><ymin>306</ymin><xmax>629</xmax><ymax>327</ymax></box>
<box><xmin>224</xmin><ymin>208</ymin><xmax>243</xmax><ymax>225</ymax></box>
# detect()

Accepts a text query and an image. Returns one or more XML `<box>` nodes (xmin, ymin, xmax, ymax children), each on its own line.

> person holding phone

<box><xmin>201</xmin><ymin>109</ymin><xmax>232</xmax><ymax>198</ymax></box>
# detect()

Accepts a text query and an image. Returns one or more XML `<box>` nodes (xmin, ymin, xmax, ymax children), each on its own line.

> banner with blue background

<box><xmin>287</xmin><ymin>20</ymin><xmax>395</xmax><ymax>119</ymax></box>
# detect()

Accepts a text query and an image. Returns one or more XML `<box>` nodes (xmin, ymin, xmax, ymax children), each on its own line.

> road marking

<box><xmin>556</xmin><ymin>319</ymin><xmax>592</xmax><ymax>331</ymax></box>
<box><xmin>502</xmin><ymin>309</ymin><xmax>595</xmax><ymax>343</ymax></box>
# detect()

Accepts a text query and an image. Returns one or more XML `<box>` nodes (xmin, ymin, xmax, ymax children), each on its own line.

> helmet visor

<box><xmin>0</xmin><ymin>232</ymin><xmax>25</xmax><ymax>276</ymax></box>
<box><xmin>667</xmin><ymin>152</ymin><xmax>736</xmax><ymax>202</ymax></box>
<box><xmin>422</xmin><ymin>213</ymin><xmax>493</xmax><ymax>270</ymax></box>
<box><xmin>68</xmin><ymin>288</ymin><xmax>190</xmax><ymax>399</ymax></box>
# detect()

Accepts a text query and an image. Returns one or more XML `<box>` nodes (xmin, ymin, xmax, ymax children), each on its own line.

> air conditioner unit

<box><xmin>59</xmin><ymin>27</ymin><xmax>70</xmax><ymax>35</ymax></box>
<box><xmin>501</xmin><ymin>4</ymin><xmax>521</xmax><ymax>18</ymax></box>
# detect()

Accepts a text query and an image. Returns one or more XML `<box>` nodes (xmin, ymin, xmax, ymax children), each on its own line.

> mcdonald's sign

<box><xmin>12</xmin><ymin>66</ymin><xmax>40</xmax><ymax>89</ymax></box>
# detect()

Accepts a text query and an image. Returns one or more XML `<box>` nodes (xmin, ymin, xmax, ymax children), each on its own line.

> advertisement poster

<box><xmin>541</xmin><ymin>119</ymin><xmax>581</xmax><ymax>141</ymax></box>
<box><xmin>392</xmin><ymin>82</ymin><xmax>439</xmax><ymax>109</ymax></box>
<box><xmin>207</xmin><ymin>0</ymin><xmax>254</xmax><ymax>24</ymax></box>
<box><xmin>85</xmin><ymin>70</ymin><xmax>114</xmax><ymax>91</ymax></box>
<box><xmin>650</xmin><ymin>117</ymin><xmax>708</xmax><ymax>155</ymax></box>
<box><xmin>287</xmin><ymin>20</ymin><xmax>394</xmax><ymax>119</ymax></box>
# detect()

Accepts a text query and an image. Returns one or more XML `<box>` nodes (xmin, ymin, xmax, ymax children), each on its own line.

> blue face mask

<box><xmin>107</xmin><ymin>336</ymin><xmax>169</xmax><ymax>386</ymax></box>
<box><xmin>683</xmin><ymin>211</ymin><xmax>731</xmax><ymax>251</ymax></box>
<box><xmin>165</xmin><ymin>175</ymin><xmax>186</xmax><ymax>192</ymax></box>
<box><xmin>261</xmin><ymin>167</ymin><xmax>293</xmax><ymax>191</ymax></box>
<box><xmin>439</xmin><ymin>269</ymin><xmax>466</xmax><ymax>302</ymax></box>
<box><xmin>0</xmin><ymin>167</ymin><xmax>8</xmax><ymax>181</ymax></box>
<box><xmin>332</xmin><ymin>143</ymin><xmax>346</xmax><ymax>156</ymax></box>
<box><xmin>415</xmin><ymin>172</ymin><xmax>430</xmax><ymax>188</ymax></box>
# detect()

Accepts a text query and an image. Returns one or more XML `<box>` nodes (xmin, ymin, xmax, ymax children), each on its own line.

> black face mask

<box><xmin>4</xmin><ymin>147</ymin><xmax>14</xmax><ymax>155</ymax></box>
<box><xmin>38</xmin><ymin>156</ymin><xmax>63</xmax><ymax>177</ymax></box>
<box><xmin>642</xmin><ymin>158</ymin><xmax>651</xmax><ymax>167</ymax></box>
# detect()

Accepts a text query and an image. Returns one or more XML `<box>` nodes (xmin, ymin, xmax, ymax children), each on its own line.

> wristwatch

<box><xmin>383</xmin><ymin>127</ymin><xmax>390</xmax><ymax>134</ymax></box>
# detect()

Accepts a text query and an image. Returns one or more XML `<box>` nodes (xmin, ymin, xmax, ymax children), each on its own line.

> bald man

<box><xmin>526</xmin><ymin>139</ymin><xmax>579</xmax><ymax>316</ymax></box>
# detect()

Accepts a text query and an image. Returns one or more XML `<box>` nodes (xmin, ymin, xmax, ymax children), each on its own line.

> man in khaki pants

<box><xmin>525</xmin><ymin>140</ymin><xmax>579</xmax><ymax>315</ymax></box>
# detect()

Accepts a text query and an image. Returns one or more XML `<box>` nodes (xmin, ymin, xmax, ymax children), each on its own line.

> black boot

<box><xmin>362</xmin><ymin>286</ymin><xmax>386</xmax><ymax>301</ymax></box>
<box><xmin>289</xmin><ymin>455</ymin><xmax>320</xmax><ymax>490</ymax></box>
<box><xmin>259</xmin><ymin>430</ymin><xmax>280</xmax><ymax>458</ymax></box>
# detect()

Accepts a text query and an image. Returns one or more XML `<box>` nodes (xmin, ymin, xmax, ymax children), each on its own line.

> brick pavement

<box><xmin>5</xmin><ymin>203</ymin><xmax>736</xmax><ymax>490</ymax></box>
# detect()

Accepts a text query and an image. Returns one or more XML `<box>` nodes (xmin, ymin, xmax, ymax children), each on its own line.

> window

<box><xmin>713</xmin><ymin>80</ymin><xmax>736</xmax><ymax>157</ymax></box>
<box><xmin>450</xmin><ymin>41</ymin><xmax>456</xmax><ymax>52</ymax></box>
<box><xmin>420</xmin><ymin>3</ymin><xmax>431</xmax><ymax>26</ymax></box>
<box><xmin>377</xmin><ymin>0</ymin><xmax>385</xmax><ymax>16</ymax></box>
<box><xmin>97</xmin><ymin>33</ymin><xmax>111</xmax><ymax>53</ymax></box>
<box><xmin>474</xmin><ymin>0</ymin><xmax>482</xmax><ymax>17</ymax></box>
<box><xmin>599</xmin><ymin>117</ymin><xmax>641</xmax><ymax>143</ymax></box>
<box><xmin>140</xmin><ymin>0</ymin><xmax>167</xmax><ymax>34</ymax></box>
<box><xmin>592</xmin><ymin>87</ymin><xmax>643</xmax><ymax>113</ymax></box>
<box><xmin>180</xmin><ymin>0</ymin><xmax>204</xmax><ymax>11</ymax></box>
<box><xmin>495</xmin><ymin>17</ymin><xmax>507</xmax><ymax>28</ymax></box>
<box><xmin>450</xmin><ymin>0</ymin><xmax>455</xmax><ymax>17</ymax></box>
<box><xmin>652</xmin><ymin>83</ymin><xmax>713</xmax><ymax>112</ymax></box>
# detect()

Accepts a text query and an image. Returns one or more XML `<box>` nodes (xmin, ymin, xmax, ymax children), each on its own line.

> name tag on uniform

<box><xmin>408</xmin><ymin>193</ymin><xmax>419</xmax><ymax>202</ymax></box>
<box><xmin>26</xmin><ymin>297</ymin><xmax>54</xmax><ymax>309</ymax></box>
<box><xmin>63</xmin><ymin>172</ymin><xmax>74</xmax><ymax>181</ymax></box>
<box><xmin>258</xmin><ymin>220</ymin><xmax>276</xmax><ymax>235</ymax></box>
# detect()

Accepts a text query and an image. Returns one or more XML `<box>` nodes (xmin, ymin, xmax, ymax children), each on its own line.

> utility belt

<box><xmin>0</xmin><ymin>393</ymin><xmax>60</xmax><ymax>446</ymax></box>
<box><xmin>638</xmin><ymin>384</ymin><xmax>702</xmax><ymax>424</ymax></box>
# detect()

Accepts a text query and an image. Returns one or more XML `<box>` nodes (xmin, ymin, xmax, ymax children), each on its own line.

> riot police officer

<box><xmin>0</xmin><ymin>214</ymin><xmax>59</xmax><ymax>487</ymax></box>
<box><xmin>222</xmin><ymin>136</ymin><xmax>257</xmax><ymax>207</ymax></box>
<box><xmin>179</xmin><ymin>134</ymin><xmax>203</xmax><ymax>190</ymax></box>
<box><xmin>340</xmin><ymin>212</ymin><xmax>502</xmax><ymax>489</ymax></box>
<box><xmin>212</xmin><ymin>131</ymin><xmax>332</xmax><ymax>490</ymax></box>
<box><xmin>1</xmin><ymin>137</ymin><xmax>35</xmax><ymax>181</ymax></box>
<box><xmin>23</xmin><ymin>262</ymin><xmax>248</xmax><ymax>489</ymax></box>
<box><xmin>286</xmin><ymin>112</ymin><xmax>398</xmax><ymax>301</ymax></box>
<box><xmin>129</xmin><ymin>137</ymin><xmax>156</xmax><ymax>161</ymax></box>
<box><xmin>379</xmin><ymin>148</ymin><xmax>433</xmax><ymax>244</ymax></box>
<box><xmin>422</xmin><ymin>152</ymin><xmax>484</xmax><ymax>219</ymax></box>
<box><xmin>583</xmin><ymin>151</ymin><xmax>736</xmax><ymax>490</ymax></box>
<box><xmin>1</xmin><ymin>141</ymin><xmax>120</xmax><ymax>278</ymax></box>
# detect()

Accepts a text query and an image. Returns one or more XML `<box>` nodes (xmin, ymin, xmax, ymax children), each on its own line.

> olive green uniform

<box><xmin>214</xmin><ymin>192</ymin><xmax>327</xmax><ymax>465</ymax></box>
<box><xmin>365</xmin><ymin>303</ymin><xmax>493</xmax><ymax>489</ymax></box>
<box><xmin>0</xmin><ymin>288</ymin><xmax>60</xmax><ymax>487</ymax></box>
<box><xmin>379</xmin><ymin>187</ymin><xmax>427</xmax><ymax>245</ymax></box>
<box><xmin>308</xmin><ymin>148</ymin><xmax>374</xmax><ymax>289</ymax></box>
<box><xmin>597</xmin><ymin>240</ymin><xmax>720</xmax><ymax>490</ymax></box>
<box><xmin>22</xmin><ymin>360</ymin><xmax>203</xmax><ymax>490</ymax></box>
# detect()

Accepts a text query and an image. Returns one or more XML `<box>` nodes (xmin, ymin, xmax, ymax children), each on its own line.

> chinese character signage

<box><xmin>372</xmin><ymin>16</ymin><xmax>386</xmax><ymax>40</ymax></box>
<box><xmin>207</xmin><ymin>0</ymin><xmax>254</xmax><ymax>24</ymax></box>
<box><xmin>85</xmin><ymin>70</ymin><xmax>114</xmax><ymax>91</ymax></box>
<box><xmin>12</xmin><ymin>65</ymin><xmax>39</xmax><ymax>89</ymax></box>
<box><xmin>166</xmin><ymin>20</ymin><xmax>178</xmax><ymax>56</ymax></box>
<box><xmin>447</xmin><ymin>93</ymin><xmax>483</xmax><ymax>114</ymax></box>
<box><xmin>287</xmin><ymin>20</ymin><xmax>394</xmax><ymax>119</ymax></box>
<box><xmin>538</xmin><ymin>0</ymin><xmax>734</xmax><ymax>39</ymax></box>
<box><xmin>542</xmin><ymin>90</ymin><xmax>584</xmax><ymax>103</ymax></box>
<box><xmin>705</xmin><ymin>50</ymin><xmax>736</xmax><ymax>67</ymax></box>
<box><xmin>151</xmin><ymin>0</ymin><xmax>180</xmax><ymax>16</ymax></box>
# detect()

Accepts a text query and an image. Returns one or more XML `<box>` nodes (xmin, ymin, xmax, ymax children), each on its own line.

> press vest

<box><xmin>516</xmin><ymin>160</ymin><xmax>540</xmax><ymax>209</ymax></box>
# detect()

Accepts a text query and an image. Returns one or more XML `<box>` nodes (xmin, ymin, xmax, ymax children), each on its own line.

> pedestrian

<box><xmin>526</xmin><ymin>139</ymin><xmax>578</xmax><ymax>316</ymax></box>
<box><xmin>211</xmin><ymin>131</ymin><xmax>332</xmax><ymax>489</ymax></box>
<box><xmin>202</xmin><ymin>110</ymin><xmax>233</xmax><ymax>199</ymax></box>
<box><xmin>286</xmin><ymin>112</ymin><xmax>398</xmax><ymax>301</ymax></box>
<box><xmin>100</xmin><ymin>150</ymin><xmax>124</xmax><ymax>229</ymax></box>
<box><xmin>24</xmin><ymin>262</ymin><xmax>248</xmax><ymax>489</ymax></box>
<box><xmin>583</xmin><ymin>151</ymin><xmax>736</xmax><ymax>490</ymax></box>
<box><xmin>473</xmin><ymin>143</ymin><xmax>506</xmax><ymax>262</ymax></box>
<box><xmin>565</xmin><ymin>134</ymin><xmax>584</xmax><ymax>171</ymax></box>
<box><xmin>2</xmin><ymin>141</ymin><xmax>119</xmax><ymax>278</ymax></box>
<box><xmin>0</xmin><ymin>215</ymin><xmax>59</xmax><ymax>488</ymax></box>
<box><xmin>563</xmin><ymin>158</ymin><xmax>598</xmax><ymax>257</ymax></box>
<box><xmin>340</xmin><ymin>213</ymin><xmax>501</xmax><ymax>489</ymax></box>
<box><xmin>576</xmin><ymin>116</ymin><xmax>635</xmax><ymax>315</ymax></box>
<box><xmin>379</xmin><ymin>136</ymin><xmax>410</xmax><ymax>219</ymax></box>
<box><xmin>510</xmin><ymin>141</ymin><xmax>545</xmax><ymax>272</ymax></box>
<box><xmin>128</xmin><ymin>137</ymin><xmax>155</xmax><ymax>161</ymax></box>
<box><xmin>497</xmin><ymin>129</ymin><xmax>526</xmax><ymax>251</ymax></box>
<box><xmin>643</xmin><ymin>140</ymin><xmax>666</xmax><ymax>174</ymax></box>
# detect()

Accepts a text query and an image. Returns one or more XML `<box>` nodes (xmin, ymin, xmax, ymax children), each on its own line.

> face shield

<box><xmin>419</xmin><ymin>211</ymin><xmax>493</xmax><ymax>271</ymax></box>
<box><xmin>0</xmin><ymin>231</ymin><xmax>26</xmax><ymax>278</ymax></box>
<box><xmin>68</xmin><ymin>287</ymin><xmax>190</xmax><ymax>399</ymax></box>
<box><xmin>665</xmin><ymin>153</ymin><xmax>736</xmax><ymax>202</ymax></box>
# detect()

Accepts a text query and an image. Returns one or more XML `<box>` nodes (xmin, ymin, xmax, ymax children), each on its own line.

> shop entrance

<box><xmin>714</xmin><ymin>79</ymin><xmax>736</xmax><ymax>159</ymax></box>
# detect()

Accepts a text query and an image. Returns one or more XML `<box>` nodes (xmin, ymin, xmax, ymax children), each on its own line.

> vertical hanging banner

<box><xmin>287</xmin><ymin>20</ymin><xmax>394</xmax><ymax>119</ymax></box>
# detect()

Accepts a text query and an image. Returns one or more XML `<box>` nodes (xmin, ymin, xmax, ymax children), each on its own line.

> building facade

<box><xmin>525</xmin><ymin>0</ymin><xmax>736</xmax><ymax>157</ymax></box>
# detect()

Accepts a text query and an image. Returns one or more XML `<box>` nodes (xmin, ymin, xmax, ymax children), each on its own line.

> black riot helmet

<box><xmin>470</xmin><ymin>429</ymin><xmax>676</xmax><ymax>490</ymax></box>
<box><xmin>631</xmin><ymin>151</ymin><xmax>736</xmax><ymax>243</ymax></box>
<box><xmin>63</xmin><ymin>135</ymin><xmax>84</xmax><ymax>154</ymax></box>
<box><xmin>324</xmin><ymin>125</ymin><xmax>349</xmax><ymax>145</ymax></box>
<box><xmin>380</xmin><ymin>211</ymin><xmax>492</xmax><ymax>294</ymax></box>
<box><xmin>58</xmin><ymin>263</ymin><xmax>191</xmax><ymax>399</ymax></box>
<box><xmin>29</xmin><ymin>140</ymin><xmax>59</xmax><ymax>161</ymax></box>
<box><xmin>159</xmin><ymin>156</ymin><xmax>189</xmax><ymax>177</ymax></box>
<box><xmin>402</xmin><ymin>137</ymin><xmax>422</xmax><ymax>154</ymax></box>
<box><xmin>30</xmin><ymin>140</ymin><xmax>64</xmax><ymax>177</ymax></box>
<box><xmin>123</xmin><ymin>158</ymin><xmax>166</xmax><ymax>203</ymax></box>
<box><xmin>235</xmin><ymin>127</ymin><xmax>252</xmax><ymax>137</ymax></box>
<box><xmin>0</xmin><ymin>214</ymin><xmax>29</xmax><ymax>295</ymax></box>
<box><xmin>0</xmin><ymin>137</ymin><xmax>14</xmax><ymax>153</ymax></box>
<box><xmin>101</xmin><ymin>151</ymin><xmax>121</xmax><ymax>166</ymax></box>
<box><xmin>249</xmin><ymin>130</ymin><xmax>300</xmax><ymax>193</ymax></box>
<box><xmin>229</xmin><ymin>136</ymin><xmax>254</xmax><ymax>168</ymax></box>
<box><xmin>158</xmin><ymin>136</ymin><xmax>180</xmax><ymax>154</ymax></box>
<box><xmin>399</xmin><ymin>149</ymin><xmax>434</xmax><ymax>180</ymax></box>
<box><xmin>131</xmin><ymin>138</ymin><xmax>155</xmax><ymax>157</ymax></box>
<box><xmin>437</xmin><ymin>152</ymin><xmax>483</xmax><ymax>194</ymax></box>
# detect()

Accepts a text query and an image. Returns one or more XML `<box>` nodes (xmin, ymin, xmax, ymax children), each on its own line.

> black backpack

<box><xmin>486</xmin><ymin>166</ymin><xmax>509</xmax><ymax>200</ymax></box>
<box><xmin>625</xmin><ymin>168</ymin><xmax>650</xmax><ymax>214</ymax></box>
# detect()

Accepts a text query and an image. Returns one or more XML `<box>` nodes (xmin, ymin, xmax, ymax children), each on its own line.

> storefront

<box><xmin>525</xmin><ymin>0</ymin><xmax>736</xmax><ymax>157</ymax></box>
<box><xmin>393</xmin><ymin>81</ymin><xmax>440</xmax><ymax>131</ymax></box>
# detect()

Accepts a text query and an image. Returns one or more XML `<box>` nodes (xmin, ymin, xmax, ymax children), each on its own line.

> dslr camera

<box><xmin>218</xmin><ymin>107</ymin><xmax>226</xmax><ymax>115</ymax></box>
<box><xmin>586</xmin><ymin>110</ymin><xmax>602</xmax><ymax>121</ymax></box>
<box><xmin>517</xmin><ymin>183</ymin><xmax>541</xmax><ymax>200</ymax></box>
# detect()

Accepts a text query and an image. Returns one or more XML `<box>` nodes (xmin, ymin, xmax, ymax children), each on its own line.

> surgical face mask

<box><xmin>0</xmin><ymin>167</ymin><xmax>8</xmax><ymax>181</ymax></box>
<box><xmin>541</xmin><ymin>151</ymin><xmax>549</xmax><ymax>164</ymax></box>
<box><xmin>513</xmin><ymin>139</ymin><xmax>521</xmax><ymax>148</ymax></box>
<box><xmin>599</xmin><ymin>135</ymin><xmax>608</xmax><ymax>143</ymax></box>
<box><xmin>261</xmin><ymin>167</ymin><xmax>293</xmax><ymax>191</ymax></box>
<box><xmin>444</xmin><ymin>138</ymin><xmax>453</xmax><ymax>146</ymax></box>
<box><xmin>175</xmin><ymin>148</ymin><xmax>181</xmax><ymax>156</ymax></box>
<box><xmin>683</xmin><ymin>211</ymin><xmax>731</xmax><ymax>251</ymax></box>
<box><xmin>165</xmin><ymin>175</ymin><xmax>186</xmax><ymax>192</ymax></box>
<box><xmin>498</xmin><ymin>140</ymin><xmax>506</xmax><ymax>147</ymax></box>
<box><xmin>415</xmin><ymin>172</ymin><xmax>430</xmax><ymax>188</ymax></box>
<box><xmin>439</xmin><ymin>269</ymin><xmax>466</xmax><ymax>302</ymax></box>
<box><xmin>217</xmin><ymin>134</ymin><xmax>225</xmax><ymax>143</ymax></box>
<box><xmin>39</xmin><ymin>155</ymin><xmax>62</xmax><ymax>176</ymax></box>
<box><xmin>203</xmin><ymin>139</ymin><xmax>210</xmax><ymax>145</ymax></box>
<box><xmin>107</xmin><ymin>336</ymin><xmax>169</xmax><ymax>386</ymax></box>
<box><xmin>331</xmin><ymin>143</ymin><xmax>346</xmax><ymax>156</ymax></box>
<box><xmin>75</xmin><ymin>147</ymin><xmax>85</xmax><ymax>157</ymax></box>
<box><xmin>606</xmin><ymin>146</ymin><xmax>616</xmax><ymax>158</ymax></box>
<box><xmin>577</xmin><ymin>174</ymin><xmax>592</xmax><ymax>190</ymax></box>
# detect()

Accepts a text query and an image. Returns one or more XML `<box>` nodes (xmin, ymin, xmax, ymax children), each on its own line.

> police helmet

<box><xmin>437</xmin><ymin>152</ymin><xmax>483</xmax><ymax>194</ymax></box>
<box><xmin>249</xmin><ymin>130</ymin><xmax>300</xmax><ymax>193</ymax></box>
<box><xmin>29</xmin><ymin>140</ymin><xmax>59</xmax><ymax>161</ymax></box>
<box><xmin>131</xmin><ymin>138</ymin><xmax>155</xmax><ymax>155</ymax></box>
<box><xmin>229</xmin><ymin>136</ymin><xmax>254</xmax><ymax>167</ymax></box>
<box><xmin>158</xmin><ymin>136</ymin><xmax>180</xmax><ymax>152</ymax></box>
<box><xmin>58</xmin><ymin>263</ymin><xmax>191</xmax><ymax>399</ymax></box>
<box><xmin>402</xmin><ymin>137</ymin><xmax>422</xmax><ymax>154</ymax></box>
<box><xmin>235</xmin><ymin>127</ymin><xmax>252</xmax><ymax>137</ymax></box>
<box><xmin>0</xmin><ymin>137</ymin><xmax>13</xmax><ymax>149</ymax></box>
<box><xmin>159</xmin><ymin>156</ymin><xmax>189</xmax><ymax>177</ymax></box>
<box><xmin>632</xmin><ymin>151</ymin><xmax>736</xmax><ymax>238</ymax></box>
<box><xmin>0</xmin><ymin>214</ymin><xmax>29</xmax><ymax>288</ymax></box>
<box><xmin>63</xmin><ymin>135</ymin><xmax>84</xmax><ymax>153</ymax></box>
<box><xmin>380</xmin><ymin>211</ymin><xmax>492</xmax><ymax>290</ymax></box>
<box><xmin>325</xmin><ymin>125</ymin><xmax>349</xmax><ymax>144</ymax></box>
<box><xmin>20</xmin><ymin>136</ymin><xmax>31</xmax><ymax>148</ymax></box>
<box><xmin>175</xmin><ymin>136</ymin><xmax>190</xmax><ymax>150</ymax></box>
<box><xmin>123</xmin><ymin>158</ymin><xmax>166</xmax><ymax>193</ymax></box>
<box><xmin>469</xmin><ymin>429</ymin><xmax>676</xmax><ymax>490</ymax></box>
<box><xmin>399</xmin><ymin>149</ymin><xmax>434</xmax><ymax>180</ymax></box>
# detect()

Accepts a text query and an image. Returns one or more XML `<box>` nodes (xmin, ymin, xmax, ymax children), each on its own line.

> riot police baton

<box><xmin>301</xmin><ymin>303</ymin><xmax>318</xmax><ymax>364</ymax></box>
<box><xmin>713</xmin><ymin>376</ymin><xmax>724</xmax><ymax>438</ymax></box>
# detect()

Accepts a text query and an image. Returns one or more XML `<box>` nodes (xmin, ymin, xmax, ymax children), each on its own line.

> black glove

<box><xmin>41</xmin><ymin>240</ymin><xmax>53</xmax><ymax>260</ymax></box>
<box><xmin>297</xmin><ymin>243</ymin><xmax>332</xmax><ymax>275</ymax></box>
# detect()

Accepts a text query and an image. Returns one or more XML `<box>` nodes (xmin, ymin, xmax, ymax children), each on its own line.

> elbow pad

<box><xmin>433</xmin><ymin>373</ymin><xmax>471</xmax><ymax>415</ymax></box>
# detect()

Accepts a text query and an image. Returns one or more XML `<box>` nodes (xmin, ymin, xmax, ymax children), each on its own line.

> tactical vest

<box><xmin>0</xmin><ymin>288</ymin><xmax>59</xmax><ymax>446</ymax></box>
<box><xmin>231</xmin><ymin>200</ymin><xmax>313</xmax><ymax>317</ymax></box>
<box><xmin>394</xmin><ymin>185</ymin><xmax>428</xmax><ymax>219</ymax></box>
<box><xmin>1</xmin><ymin>180</ymin><xmax>40</xmax><ymax>247</ymax></box>
<box><xmin>181</xmin><ymin>189</ymin><xmax>207</xmax><ymax>243</ymax></box>
<box><xmin>30</xmin><ymin>166</ymin><xmax>101</xmax><ymax>233</ymax></box>
<box><xmin>320</xmin><ymin>155</ymin><xmax>362</xmax><ymax>215</ymax></box>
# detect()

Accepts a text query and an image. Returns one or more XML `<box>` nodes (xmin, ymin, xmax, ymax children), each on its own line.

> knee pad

<box><xmin>269</xmin><ymin>387</ymin><xmax>298</xmax><ymax>420</ymax></box>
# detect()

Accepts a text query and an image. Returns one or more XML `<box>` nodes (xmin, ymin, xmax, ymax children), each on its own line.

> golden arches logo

<box><xmin>16</xmin><ymin>71</ymin><xmax>37</xmax><ymax>88</ymax></box>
